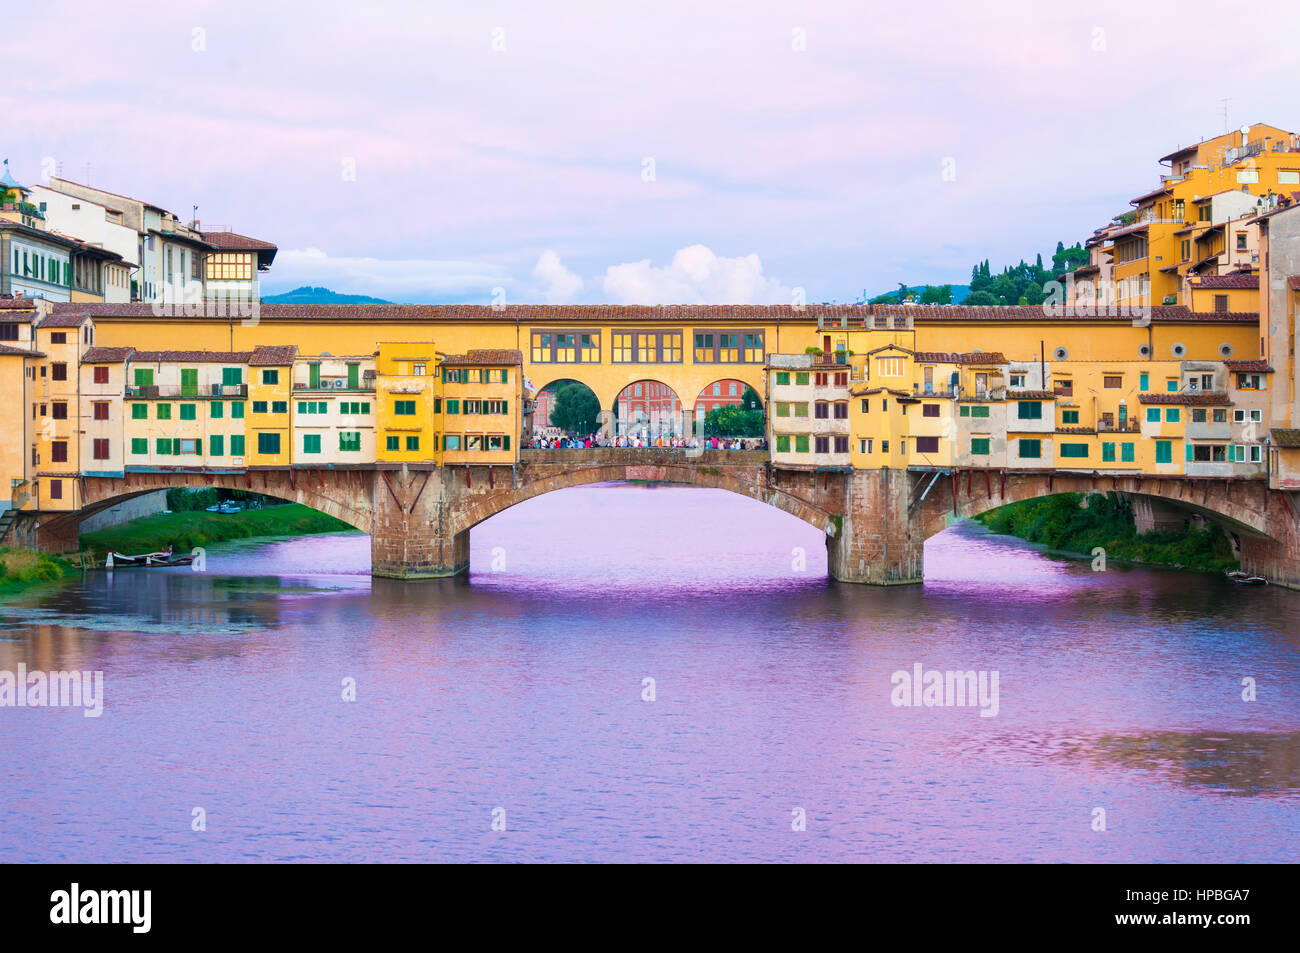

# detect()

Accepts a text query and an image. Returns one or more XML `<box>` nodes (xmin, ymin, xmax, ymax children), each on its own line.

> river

<box><xmin>1</xmin><ymin>483</ymin><xmax>1297</xmax><ymax>862</ymax></box>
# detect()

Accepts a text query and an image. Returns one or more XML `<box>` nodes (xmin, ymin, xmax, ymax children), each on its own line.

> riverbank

<box><xmin>0</xmin><ymin>548</ymin><xmax>78</xmax><ymax>595</ymax></box>
<box><xmin>975</xmin><ymin>491</ymin><xmax>1238</xmax><ymax>573</ymax></box>
<box><xmin>79</xmin><ymin>504</ymin><xmax>355</xmax><ymax>558</ymax></box>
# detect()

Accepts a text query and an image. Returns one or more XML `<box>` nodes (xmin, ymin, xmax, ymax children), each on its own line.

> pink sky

<box><xmin>4</xmin><ymin>0</ymin><xmax>1297</xmax><ymax>303</ymax></box>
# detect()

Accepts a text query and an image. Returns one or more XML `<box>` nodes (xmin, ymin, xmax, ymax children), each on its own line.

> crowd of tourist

<box><xmin>527</xmin><ymin>433</ymin><xmax>766</xmax><ymax>451</ymax></box>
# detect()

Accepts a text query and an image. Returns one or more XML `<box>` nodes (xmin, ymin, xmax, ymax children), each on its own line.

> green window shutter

<box><xmin>1060</xmin><ymin>443</ymin><xmax>1088</xmax><ymax>458</ymax></box>
<box><xmin>1166</xmin><ymin>379</ymin><xmax>1177</xmax><ymax>392</ymax></box>
<box><xmin>361</xmin><ymin>402</ymin><xmax>369</xmax><ymax>415</ymax></box>
<box><xmin>501</xmin><ymin>400</ymin><xmax>508</xmax><ymax>414</ymax></box>
<box><xmin>172</xmin><ymin>438</ymin><xmax>181</xmax><ymax>456</ymax></box>
<box><xmin>776</xmin><ymin>435</ymin><xmax>790</xmax><ymax>453</ymax></box>
<box><xmin>1139</xmin><ymin>373</ymin><xmax>1149</xmax><ymax>390</ymax></box>
<box><xmin>262</xmin><ymin>369</ymin><xmax>278</xmax><ymax>385</ymax></box>
<box><xmin>974</xmin><ymin>406</ymin><xmax>990</xmax><ymax>418</ymax></box>
<box><xmin>222</xmin><ymin>367</ymin><xmax>241</xmax><ymax>386</ymax></box>
<box><xmin>131</xmin><ymin>438</ymin><xmax>147</xmax><ymax>455</ymax></box>
<box><xmin>1062</xmin><ymin>410</ymin><xmax>1079</xmax><ymax>424</ymax></box>
<box><xmin>209</xmin><ymin>434</ymin><xmax>224</xmax><ymax>456</ymax></box>
<box><xmin>347</xmin><ymin>364</ymin><xmax>360</xmax><ymax>389</ymax></box>
<box><xmin>503</xmin><ymin>435</ymin><xmax>510</xmax><ymax>451</ymax></box>
<box><xmin>795</xmin><ymin>435</ymin><xmax>809</xmax><ymax>453</ymax></box>
<box><xmin>232</xmin><ymin>401</ymin><xmax>245</xmax><ymax>418</ymax></box>
<box><xmin>304</xmin><ymin>433</ymin><xmax>321</xmax><ymax>454</ymax></box>
<box><xmin>1147</xmin><ymin>408</ymin><xmax>1160</xmax><ymax>422</ymax></box>
<box><xmin>1017</xmin><ymin>401</ymin><xmax>1042</xmax><ymax>419</ymax></box>
<box><xmin>1102</xmin><ymin>442</ymin><xmax>1115</xmax><ymax>462</ymax></box>
<box><xmin>959</xmin><ymin>405</ymin><xmax>969</xmax><ymax>417</ymax></box>
<box><xmin>180</xmin><ymin>404</ymin><xmax>196</xmax><ymax>420</ymax></box>
<box><xmin>156</xmin><ymin>438</ymin><xmax>169</xmax><ymax>455</ymax></box>
<box><xmin>211</xmin><ymin>401</ymin><xmax>223</xmax><ymax>419</ymax></box>
<box><xmin>776</xmin><ymin>372</ymin><xmax>789</xmax><ymax>385</ymax></box>
<box><xmin>181</xmin><ymin>368</ymin><xmax>198</xmax><ymax>396</ymax></box>
<box><xmin>406</xmin><ymin>436</ymin><xmax>419</xmax><ymax>451</ymax></box>
<box><xmin>298</xmin><ymin>401</ymin><xmax>308</xmax><ymax>414</ymax></box>
<box><xmin>131</xmin><ymin>403</ymin><xmax>147</xmax><ymax>420</ymax></box>
<box><xmin>795</xmin><ymin>372</ymin><xmax>809</xmax><ymax>385</ymax></box>
<box><xmin>447</xmin><ymin>400</ymin><xmax>459</xmax><ymax>415</ymax></box>
<box><xmin>1186</xmin><ymin>442</ymin><xmax>1194</xmax><ymax>462</ymax></box>
<box><xmin>1019</xmin><ymin>439</ymin><xmax>1041</xmax><ymax>459</ymax></box>
<box><xmin>1166</xmin><ymin>408</ymin><xmax>1179</xmax><ymax>422</ymax></box>
<box><xmin>134</xmin><ymin>368</ymin><xmax>154</xmax><ymax>386</ymax></box>
<box><xmin>386</xmin><ymin>436</ymin><xmax>399</xmax><ymax>451</ymax></box>
<box><xmin>157</xmin><ymin>403</ymin><xmax>171</xmax><ymax>420</ymax></box>
<box><xmin>231</xmin><ymin>435</ymin><xmax>245</xmax><ymax>455</ymax></box>
<box><xmin>309</xmin><ymin>363</ymin><xmax>321</xmax><ymax>388</ymax></box>
<box><xmin>1121</xmin><ymin>442</ymin><xmax>1135</xmax><ymax>462</ymax></box>
<box><xmin>1155</xmin><ymin>440</ymin><xmax>1171</xmax><ymax>464</ymax></box>
<box><xmin>970</xmin><ymin>438</ymin><xmax>990</xmax><ymax>455</ymax></box>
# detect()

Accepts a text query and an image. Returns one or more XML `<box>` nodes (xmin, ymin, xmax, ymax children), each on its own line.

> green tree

<box><xmin>963</xmin><ymin>290</ymin><xmax>999</xmax><ymax>306</ymax></box>
<box><xmin>740</xmin><ymin>386</ymin><xmax>762</xmax><ymax>410</ymax></box>
<box><xmin>549</xmin><ymin>382</ymin><xmax>601</xmax><ymax>434</ymax></box>
<box><xmin>703</xmin><ymin>405</ymin><xmax>764</xmax><ymax>437</ymax></box>
<box><xmin>920</xmin><ymin>284</ymin><xmax>953</xmax><ymax>304</ymax></box>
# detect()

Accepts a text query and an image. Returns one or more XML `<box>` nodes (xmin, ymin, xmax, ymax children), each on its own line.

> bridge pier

<box><xmin>370</xmin><ymin>469</ymin><xmax>469</xmax><ymax>579</ymax></box>
<box><xmin>827</xmin><ymin>468</ymin><xmax>923</xmax><ymax>585</ymax></box>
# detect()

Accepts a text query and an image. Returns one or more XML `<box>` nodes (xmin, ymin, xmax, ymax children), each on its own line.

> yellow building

<box><xmin>440</xmin><ymin>349</ymin><xmax>523</xmax><ymax>465</ymax></box>
<box><xmin>246</xmin><ymin>346</ymin><xmax>296</xmax><ymax>467</ymax></box>
<box><xmin>32</xmin><ymin>309</ymin><xmax>92</xmax><ymax>509</ymax></box>
<box><xmin>0</xmin><ymin>299</ymin><xmax>42</xmax><ymax>517</ymax></box>
<box><xmin>79</xmin><ymin>346</ymin><xmax>133</xmax><ymax>477</ymax></box>
<box><xmin>375</xmin><ymin>342</ymin><xmax>440</xmax><ymax>465</ymax></box>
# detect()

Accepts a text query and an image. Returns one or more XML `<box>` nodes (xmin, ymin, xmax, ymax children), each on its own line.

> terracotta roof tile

<box><xmin>442</xmin><ymin>348</ymin><xmax>523</xmax><ymax>365</ymax></box>
<box><xmin>1193</xmin><ymin>273</ymin><xmax>1258</xmax><ymax>289</ymax></box>
<box><xmin>199</xmin><ymin>230</ymin><xmax>277</xmax><ymax>251</ymax></box>
<box><xmin>1225</xmin><ymin>360</ymin><xmax>1272</xmax><ymax>373</ymax></box>
<box><xmin>913</xmin><ymin>351</ymin><xmax>1007</xmax><ymax>365</ymax></box>
<box><xmin>248</xmin><ymin>345</ymin><xmax>298</xmax><ymax>365</ymax></box>
<box><xmin>1137</xmin><ymin>391</ymin><xmax>1231</xmax><ymax>405</ymax></box>
<box><xmin>0</xmin><ymin>343</ymin><xmax>43</xmax><ymax>357</ymax></box>
<box><xmin>37</xmin><ymin>310</ymin><xmax>91</xmax><ymax>327</ymax></box>
<box><xmin>1009</xmin><ymin>390</ymin><xmax>1057</xmax><ymax>400</ymax></box>
<box><xmin>1287</xmin><ymin>276</ymin><xmax>1300</xmax><ymax>291</ymax></box>
<box><xmin>130</xmin><ymin>349</ymin><xmax>253</xmax><ymax>363</ymax></box>
<box><xmin>1271</xmin><ymin>429</ymin><xmax>1300</xmax><ymax>448</ymax></box>
<box><xmin>81</xmin><ymin>346</ymin><xmax>134</xmax><ymax>363</ymax></box>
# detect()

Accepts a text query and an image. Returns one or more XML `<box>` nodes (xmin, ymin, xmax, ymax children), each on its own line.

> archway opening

<box><xmin>532</xmin><ymin>379</ymin><xmax>602</xmax><ymax>441</ymax></box>
<box><xmin>695</xmin><ymin>379</ymin><xmax>764</xmax><ymax>437</ymax></box>
<box><xmin>611</xmin><ymin>379</ymin><xmax>684</xmax><ymax>441</ymax></box>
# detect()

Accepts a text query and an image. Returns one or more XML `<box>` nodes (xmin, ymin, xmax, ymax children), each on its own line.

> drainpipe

<box><xmin>1040</xmin><ymin>340</ymin><xmax>1045</xmax><ymax>390</ymax></box>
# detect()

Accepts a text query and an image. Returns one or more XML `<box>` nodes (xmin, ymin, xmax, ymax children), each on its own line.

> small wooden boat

<box><xmin>105</xmin><ymin>546</ymin><xmax>196</xmax><ymax>569</ymax></box>
<box><xmin>1225</xmin><ymin>571</ymin><xmax>1267</xmax><ymax>586</ymax></box>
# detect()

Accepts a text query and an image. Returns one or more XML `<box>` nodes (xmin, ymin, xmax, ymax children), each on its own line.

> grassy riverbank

<box><xmin>79</xmin><ymin>504</ymin><xmax>355</xmax><ymax>558</ymax></box>
<box><xmin>975</xmin><ymin>492</ymin><xmax>1238</xmax><ymax>573</ymax></box>
<box><xmin>0</xmin><ymin>548</ymin><xmax>78</xmax><ymax>595</ymax></box>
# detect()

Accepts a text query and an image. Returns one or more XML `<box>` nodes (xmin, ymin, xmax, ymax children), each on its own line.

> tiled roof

<box><xmin>199</xmin><ymin>230</ymin><xmax>277</xmax><ymax>251</ymax></box>
<box><xmin>1056</xmin><ymin>426</ymin><xmax>1097</xmax><ymax>435</ymax></box>
<box><xmin>1130</xmin><ymin>184</ymin><xmax>1171</xmax><ymax>205</ymax></box>
<box><xmin>913</xmin><ymin>351</ymin><xmax>1007</xmax><ymax>365</ymax></box>
<box><xmin>1225</xmin><ymin>360</ymin><xmax>1272</xmax><ymax>372</ymax></box>
<box><xmin>248</xmin><ymin>345</ymin><xmax>298</xmax><ymax>365</ymax></box>
<box><xmin>1009</xmin><ymin>390</ymin><xmax>1057</xmax><ymax>400</ymax></box>
<box><xmin>130</xmin><ymin>349</ymin><xmax>253</xmax><ymax>363</ymax></box>
<box><xmin>1137</xmin><ymin>392</ymin><xmax>1231</xmax><ymax>405</ymax></box>
<box><xmin>1193</xmin><ymin>273</ymin><xmax>1258</xmax><ymax>289</ymax></box>
<box><xmin>81</xmin><ymin>346</ymin><xmax>135</xmax><ymax>363</ymax></box>
<box><xmin>0</xmin><ymin>343</ymin><xmax>43</xmax><ymax>357</ymax></box>
<box><xmin>0</xmin><ymin>298</ymin><xmax>39</xmax><ymax>315</ymax></box>
<box><xmin>1288</xmin><ymin>276</ymin><xmax>1300</xmax><ymax>291</ymax></box>
<box><xmin>51</xmin><ymin>301</ymin><xmax>1263</xmax><ymax>324</ymax></box>
<box><xmin>442</xmin><ymin>348</ymin><xmax>523</xmax><ymax>365</ymax></box>
<box><xmin>37</xmin><ymin>310</ymin><xmax>91</xmax><ymax>327</ymax></box>
<box><xmin>849</xmin><ymin>386</ymin><xmax>912</xmax><ymax>398</ymax></box>
<box><xmin>1271</xmin><ymin>429</ymin><xmax>1300</xmax><ymax>448</ymax></box>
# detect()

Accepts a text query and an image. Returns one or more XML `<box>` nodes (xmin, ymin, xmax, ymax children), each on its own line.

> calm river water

<box><xmin>1</xmin><ymin>484</ymin><xmax>1297</xmax><ymax>862</ymax></box>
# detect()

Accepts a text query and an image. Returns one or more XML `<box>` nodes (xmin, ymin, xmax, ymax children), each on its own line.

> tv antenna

<box><xmin>1220</xmin><ymin>98</ymin><xmax>1230</xmax><ymax>133</ymax></box>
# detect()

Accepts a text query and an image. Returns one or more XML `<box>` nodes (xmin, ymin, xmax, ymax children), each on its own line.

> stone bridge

<box><xmin>24</xmin><ymin>450</ymin><xmax>1300</xmax><ymax>589</ymax></box>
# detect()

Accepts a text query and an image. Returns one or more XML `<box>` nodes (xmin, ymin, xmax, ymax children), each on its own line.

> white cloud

<box><xmin>601</xmin><ymin>245</ymin><xmax>792</xmax><ymax>304</ymax></box>
<box><xmin>531</xmin><ymin>250</ymin><xmax>583</xmax><ymax>303</ymax></box>
<box><xmin>267</xmin><ymin>247</ymin><xmax>510</xmax><ymax>302</ymax></box>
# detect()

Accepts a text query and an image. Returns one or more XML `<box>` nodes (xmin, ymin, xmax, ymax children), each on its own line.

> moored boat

<box><xmin>1225</xmin><ymin>570</ymin><xmax>1267</xmax><ymax>586</ymax></box>
<box><xmin>105</xmin><ymin>546</ymin><xmax>196</xmax><ymax>569</ymax></box>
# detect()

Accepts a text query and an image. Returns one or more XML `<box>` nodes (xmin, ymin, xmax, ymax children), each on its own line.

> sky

<box><xmin>5</xmin><ymin>0</ymin><xmax>1299</xmax><ymax>305</ymax></box>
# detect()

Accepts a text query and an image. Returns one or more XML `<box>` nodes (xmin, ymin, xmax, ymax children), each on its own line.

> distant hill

<box><xmin>262</xmin><ymin>286</ymin><xmax>393</xmax><ymax>305</ymax></box>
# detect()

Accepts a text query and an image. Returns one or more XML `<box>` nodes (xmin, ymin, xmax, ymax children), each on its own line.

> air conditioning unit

<box><xmin>332</xmin><ymin>378</ymin><xmax>345</xmax><ymax>388</ymax></box>
<box><xmin>1188</xmin><ymin>379</ymin><xmax>1199</xmax><ymax>392</ymax></box>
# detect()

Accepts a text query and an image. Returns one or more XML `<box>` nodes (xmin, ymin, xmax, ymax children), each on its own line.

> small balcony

<box><xmin>125</xmin><ymin>383</ymin><xmax>248</xmax><ymax>398</ymax></box>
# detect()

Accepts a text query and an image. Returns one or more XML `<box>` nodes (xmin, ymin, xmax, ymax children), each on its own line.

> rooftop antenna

<box><xmin>1220</xmin><ymin>98</ymin><xmax>1230</xmax><ymax>134</ymax></box>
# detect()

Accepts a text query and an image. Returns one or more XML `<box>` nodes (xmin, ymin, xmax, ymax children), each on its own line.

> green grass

<box><xmin>975</xmin><ymin>492</ymin><xmax>1238</xmax><ymax>573</ymax></box>
<box><xmin>79</xmin><ymin>504</ymin><xmax>355</xmax><ymax>558</ymax></box>
<box><xmin>0</xmin><ymin>548</ymin><xmax>78</xmax><ymax>595</ymax></box>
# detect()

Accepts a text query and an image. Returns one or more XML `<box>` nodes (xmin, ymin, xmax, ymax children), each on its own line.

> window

<box><xmin>1103</xmin><ymin>375</ymin><xmax>1122</xmax><ymax>388</ymax></box>
<box><xmin>1236</xmin><ymin>374</ymin><xmax>1263</xmax><ymax>390</ymax></box>
<box><xmin>1146</xmin><ymin>407</ymin><xmax>1160</xmax><ymax>422</ymax></box>
<box><xmin>1121</xmin><ymin>443</ymin><xmax>1135</xmax><ymax>463</ymax></box>
<box><xmin>922</xmin><ymin>404</ymin><xmax>940</xmax><ymax>418</ymax></box>
<box><xmin>92</xmin><ymin>438</ymin><xmax>109</xmax><ymax>460</ymax></box>
<box><xmin>1017</xmin><ymin>401</ymin><xmax>1043</xmax><ymax>420</ymax></box>
<box><xmin>179</xmin><ymin>404</ymin><xmax>197</xmax><ymax>420</ymax></box>
<box><xmin>859</xmin><ymin>439</ymin><xmax>872</xmax><ymax>453</ymax></box>
<box><xmin>231</xmin><ymin>435</ymin><xmax>245</xmax><ymax>456</ymax></box>
<box><xmin>1139</xmin><ymin>373</ymin><xmax>1149</xmax><ymax>391</ymax></box>
<box><xmin>833</xmin><ymin>402</ymin><xmax>848</xmax><ymax>419</ymax></box>
<box><xmin>339</xmin><ymin>432</ymin><xmax>361</xmax><ymax>452</ymax></box>
<box><xmin>252</xmin><ymin>401</ymin><xmax>268</xmax><ymax>414</ymax></box>
<box><xmin>793</xmin><ymin>403</ymin><xmax>808</xmax><ymax>417</ymax></box>
<box><xmin>222</xmin><ymin>367</ymin><xmax>242</xmax><ymax>386</ymax></box>
<box><xmin>815</xmin><ymin>436</ymin><xmax>830</xmax><ymax>454</ymax></box>
<box><xmin>693</xmin><ymin>330</ymin><xmax>758</xmax><ymax>363</ymax></box>
<box><xmin>231</xmin><ymin>402</ymin><xmax>245</xmax><ymax>418</ymax></box>
<box><xmin>877</xmin><ymin>357</ymin><xmax>904</xmax><ymax>377</ymax></box>
<box><xmin>795</xmin><ymin>435</ymin><xmax>809</xmax><ymax>453</ymax></box>
<box><xmin>51</xmin><ymin>363</ymin><xmax>67</xmax><ymax>381</ymax></box>
<box><xmin>834</xmin><ymin>436</ymin><xmax>849</xmax><ymax>453</ymax></box>
<box><xmin>1018</xmin><ymin>439</ymin><xmax>1041</xmax><ymax>459</ymax></box>
<box><xmin>531</xmin><ymin>329</ymin><xmax>599</xmax><ymax>363</ymax></box>
<box><xmin>131</xmin><ymin>438</ymin><xmax>147</xmax><ymax>455</ymax></box>
<box><xmin>1059</xmin><ymin>443</ymin><xmax>1089</xmax><ymax>458</ymax></box>
<box><xmin>1155</xmin><ymin>440</ymin><xmax>1172</xmax><ymax>464</ymax></box>
<box><xmin>611</xmin><ymin>330</ymin><xmax>683</xmax><ymax>363</ymax></box>
<box><xmin>1009</xmin><ymin>373</ymin><xmax>1025</xmax><ymax>387</ymax></box>
<box><xmin>881</xmin><ymin>441</ymin><xmax>889</xmax><ymax>453</ymax></box>
<box><xmin>209</xmin><ymin>435</ymin><xmax>224</xmax><ymax>456</ymax></box>
<box><xmin>814</xmin><ymin>402</ymin><xmax>829</xmax><ymax>419</ymax></box>
<box><xmin>93</xmin><ymin>366</ymin><xmax>109</xmax><ymax>384</ymax></box>
<box><xmin>776</xmin><ymin>372</ymin><xmax>790</xmax><ymax>386</ymax></box>
<box><xmin>211</xmin><ymin>401</ymin><xmax>223</xmax><ymax>419</ymax></box>
<box><xmin>51</xmin><ymin>402</ymin><xmax>68</xmax><ymax>420</ymax></box>
<box><xmin>795</xmin><ymin>372</ymin><xmax>809</xmax><ymax>385</ymax></box>
<box><xmin>1250</xmin><ymin>445</ymin><xmax>1262</xmax><ymax>463</ymax></box>
<box><xmin>412</xmin><ymin>362</ymin><xmax>426</xmax><ymax>376</ymax></box>
<box><xmin>776</xmin><ymin>435</ymin><xmax>790</xmax><ymax>453</ymax></box>
<box><xmin>395</xmin><ymin>400</ymin><xmax>416</xmax><ymax>416</ymax></box>
<box><xmin>386</xmin><ymin>435</ymin><xmax>400</xmax><ymax>451</ymax></box>
<box><xmin>406</xmin><ymin>436</ymin><xmax>420</xmax><ymax>451</ymax></box>
<box><xmin>156</xmin><ymin>438</ymin><xmax>171</xmax><ymax>455</ymax></box>
<box><xmin>915</xmin><ymin>436</ymin><xmax>940</xmax><ymax>453</ymax></box>
<box><xmin>257</xmin><ymin>433</ymin><xmax>280</xmax><ymax>455</ymax></box>
<box><xmin>157</xmin><ymin>403</ymin><xmax>172</xmax><ymax>420</ymax></box>
<box><xmin>49</xmin><ymin>480</ymin><xmax>62</xmax><ymax>500</ymax></box>
<box><xmin>1054</xmin><ymin>380</ymin><xmax>1073</xmax><ymax>397</ymax></box>
<box><xmin>860</xmin><ymin>399</ymin><xmax>870</xmax><ymax>413</ymax></box>
<box><xmin>1061</xmin><ymin>410</ymin><xmax>1079</xmax><ymax>424</ymax></box>
<box><xmin>1166</xmin><ymin>379</ymin><xmax>1178</xmax><ymax>392</ymax></box>
<box><xmin>271</xmin><ymin>401</ymin><xmax>287</xmax><ymax>414</ymax></box>
<box><xmin>1165</xmin><ymin>408</ymin><xmax>1179</xmax><ymax>423</ymax></box>
<box><xmin>446</xmin><ymin>399</ymin><xmax>459</xmax><ymax>415</ymax></box>
<box><xmin>442</xmin><ymin>435</ymin><xmax>460</xmax><ymax>451</ymax></box>
<box><xmin>178</xmin><ymin>438</ymin><xmax>199</xmax><ymax>455</ymax></box>
<box><xmin>776</xmin><ymin>403</ymin><xmax>789</xmax><ymax>418</ymax></box>
<box><xmin>93</xmin><ymin>402</ymin><xmax>109</xmax><ymax>421</ymax></box>
<box><xmin>261</xmin><ymin>369</ymin><xmax>279</xmax><ymax>385</ymax></box>
<box><xmin>1193</xmin><ymin>409</ymin><xmax>1207</xmax><ymax>422</ymax></box>
<box><xmin>813</xmin><ymin>373</ymin><xmax>827</xmax><ymax>387</ymax></box>
<box><xmin>302</xmin><ymin>433</ymin><xmax>321</xmax><ymax>454</ymax></box>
